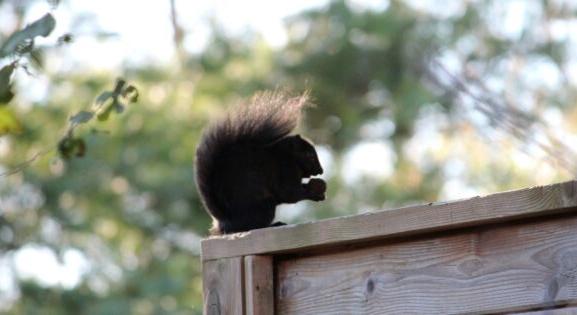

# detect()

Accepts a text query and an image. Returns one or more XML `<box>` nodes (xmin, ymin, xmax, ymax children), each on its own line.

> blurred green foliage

<box><xmin>1</xmin><ymin>0</ymin><xmax>576</xmax><ymax>314</ymax></box>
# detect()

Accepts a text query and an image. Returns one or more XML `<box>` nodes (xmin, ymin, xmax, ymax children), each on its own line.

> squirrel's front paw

<box><xmin>307</xmin><ymin>178</ymin><xmax>326</xmax><ymax>201</ymax></box>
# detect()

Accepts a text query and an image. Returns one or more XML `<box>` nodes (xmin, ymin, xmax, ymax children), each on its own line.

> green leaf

<box><xmin>122</xmin><ymin>85</ymin><xmax>139</xmax><ymax>103</ymax></box>
<box><xmin>94</xmin><ymin>91</ymin><xmax>114</xmax><ymax>109</ymax></box>
<box><xmin>96</xmin><ymin>106</ymin><xmax>113</xmax><ymax>121</ymax></box>
<box><xmin>25</xmin><ymin>13</ymin><xmax>56</xmax><ymax>37</ymax></box>
<box><xmin>0</xmin><ymin>63</ymin><xmax>16</xmax><ymax>105</ymax></box>
<box><xmin>57</xmin><ymin>137</ymin><xmax>73</xmax><ymax>159</ymax></box>
<box><xmin>0</xmin><ymin>89</ymin><xmax>14</xmax><ymax>104</ymax></box>
<box><xmin>92</xmin><ymin>80</ymin><xmax>136</xmax><ymax>122</ymax></box>
<box><xmin>57</xmin><ymin>137</ymin><xmax>86</xmax><ymax>159</ymax></box>
<box><xmin>0</xmin><ymin>107</ymin><xmax>22</xmax><ymax>135</ymax></box>
<box><xmin>69</xmin><ymin>111</ymin><xmax>94</xmax><ymax>124</ymax></box>
<box><xmin>0</xmin><ymin>13</ymin><xmax>56</xmax><ymax>58</ymax></box>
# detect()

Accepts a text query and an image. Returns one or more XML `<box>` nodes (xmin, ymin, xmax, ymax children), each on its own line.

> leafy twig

<box><xmin>58</xmin><ymin>78</ymin><xmax>139</xmax><ymax>159</ymax></box>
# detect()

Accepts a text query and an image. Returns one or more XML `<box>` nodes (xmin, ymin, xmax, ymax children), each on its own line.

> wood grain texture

<box><xmin>203</xmin><ymin>257</ymin><xmax>244</xmax><ymax>315</ymax></box>
<box><xmin>244</xmin><ymin>255</ymin><xmax>274</xmax><ymax>315</ymax></box>
<box><xmin>276</xmin><ymin>214</ymin><xmax>577</xmax><ymax>315</ymax></box>
<box><xmin>202</xmin><ymin>181</ymin><xmax>577</xmax><ymax>261</ymax></box>
<box><xmin>513</xmin><ymin>306</ymin><xmax>577</xmax><ymax>315</ymax></box>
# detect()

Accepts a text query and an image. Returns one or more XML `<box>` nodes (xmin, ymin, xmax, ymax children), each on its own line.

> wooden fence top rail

<box><xmin>201</xmin><ymin>180</ymin><xmax>577</xmax><ymax>261</ymax></box>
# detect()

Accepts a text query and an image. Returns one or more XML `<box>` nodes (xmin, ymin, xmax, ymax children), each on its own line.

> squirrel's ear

<box><xmin>294</xmin><ymin>134</ymin><xmax>302</xmax><ymax>140</ymax></box>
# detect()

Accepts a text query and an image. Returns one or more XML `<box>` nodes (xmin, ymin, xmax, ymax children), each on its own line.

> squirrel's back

<box><xmin>194</xmin><ymin>91</ymin><xmax>309</xmax><ymax>234</ymax></box>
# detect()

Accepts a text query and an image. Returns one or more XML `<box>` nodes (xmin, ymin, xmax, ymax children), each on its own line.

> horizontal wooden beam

<box><xmin>202</xmin><ymin>180</ymin><xmax>577</xmax><ymax>261</ymax></box>
<box><xmin>513</xmin><ymin>306</ymin><xmax>577</xmax><ymax>314</ymax></box>
<box><xmin>276</xmin><ymin>213</ymin><xmax>577</xmax><ymax>314</ymax></box>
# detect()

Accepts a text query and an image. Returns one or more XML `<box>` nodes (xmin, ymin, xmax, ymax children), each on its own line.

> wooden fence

<box><xmin>201</xmin><ymin>181</ymin><xmax>577</xmax><ymax>314</ymax></box>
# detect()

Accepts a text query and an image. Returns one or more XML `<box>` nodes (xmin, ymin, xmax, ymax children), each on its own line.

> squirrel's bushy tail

<box><xmin>194</xmin><ymin>91</ymin><xmax>309</xmax><ymax>235</ymax></box>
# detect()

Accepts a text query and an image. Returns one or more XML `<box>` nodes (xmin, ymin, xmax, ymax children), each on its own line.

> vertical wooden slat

<box><xmin>244</xmin><ymin>255</ymin><xmax>274</xmax><ymax>315</ymax></box>
<box><xmin>203</xmin><ymin>257</ymin><xmax>244</xmax><ymax>315</ymax></box>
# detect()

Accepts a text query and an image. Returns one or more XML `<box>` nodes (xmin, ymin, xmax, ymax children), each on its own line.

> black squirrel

<box><xmin>195</xmin><ymin>91</ymin><xmax>326</xmax><ymax>235</ymax></box>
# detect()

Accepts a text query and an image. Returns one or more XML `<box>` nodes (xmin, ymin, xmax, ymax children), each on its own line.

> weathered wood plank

<box><xmin>202</xmin><ymin>181</ymin><xmax>577</xmax><ymax>261</ymax></box>
<box><xmin>512</xmin><ymin>306</ymin><xmax>577</xmax><ymax>314</ymax></box>
<box><xmin>203</xmin><ymin>257</ymin><xmax>244</xmax><ymax>315</ymax></box>
<box><xmin>276</xmin><ymin>214</ymin><xmax>577</xmax><ymax>314</ymax></box>
<box><xmin>244</xmin><ymin>255</ymin><xmax>274</xmax><ymax>315</ymax></box>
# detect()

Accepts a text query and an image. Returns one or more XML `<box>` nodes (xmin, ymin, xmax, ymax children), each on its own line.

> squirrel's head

<box><xmin>282</xmin><ymin>134</ymin><xmax>323</xmax><ymax>177</ymax></box>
